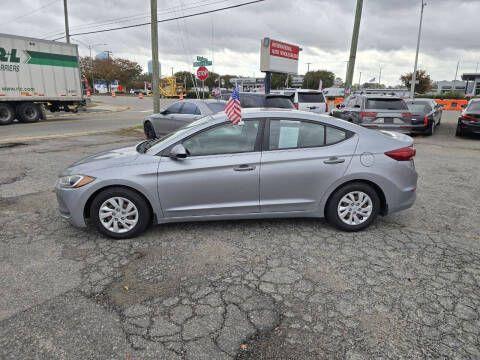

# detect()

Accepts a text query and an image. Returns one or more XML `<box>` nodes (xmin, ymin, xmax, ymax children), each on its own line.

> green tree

<box><xmin>271</xmin><ymin>73</ymin><xmax>290</xmax><ymax>89</ymax></box>
<box><xmin>400</xmin><ymin>69</ymin><xmax>432</xmax><ymax>94</ymax></box>
<box><xmin>302</xmin><ymin>70</ymin><xmax>335</xmax><ymax>89</ymax></box>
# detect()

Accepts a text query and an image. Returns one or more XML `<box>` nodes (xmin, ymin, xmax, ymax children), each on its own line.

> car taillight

<box><xmin>360</xmin><ymin>111</ymin><xmax>377</xmax><ymax>119</ymax></box>
<box><xmin>461</xmin><ymin>114</ymin><xmax>478</xmax><ymax>122</ymax></box>
<box><xmin>385</xmin><ymin>146</ymin><xmax>416</xmax><ymax>161</ymax></box>
<box><xmin>424</xmin><ymin>115</ymin><xmax>428</xmax><ymax>127</ymax></box>
<box><xmin>294</xmin><ymin>103</ymin><xmax>299</xmax><ymax>109</ymax></box>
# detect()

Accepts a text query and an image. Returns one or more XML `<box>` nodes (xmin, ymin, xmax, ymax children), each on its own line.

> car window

<box><xmin>365</xmin><ymin>98</ymin><xmax>408</xmax><ymax>110</ymax></box>
<box><xmin>205</xmin><ymin>102</ymin><xmax>226</xmax><ymax>113</ymax></box>
<box><xmin>269</xmin><ymin>119</ymin><xmax>325</xmax><ymax>150</ymax></box>
<box><xmin>180</xmin><ymin>102</ymin><xmax>198</xmax><ymax>115</ymax></box>
<box><xmin>326</xmin><ymin>126</ymin><xmax>347</xmax><ymax>144</ymax></box>
<box><xmin>265</xmin><ymin>96</ymin><xmax>295</xmax><ymax>109</ymax></box>
<box><xmin>183</xmin><ymin>120</ymin><xmax>260</xmax><ymax>156</ymax></box>
<box><xmin>298</xmin><ymin>92</ymin><xmax>325</xmax><ymax>103</ymax></box>
<box><xmin>467</xmin><ymin>101</ymin><xmax>480</xmax><ymax>111</ymax></box>
<box><xmin>166</xmin><ymin>102</ymin><xmax>183</xmax><ymax>114</ymax></box>
<box><xmin>241</xmin><ymin>95</ymin><xmax>262</xmax><ymax>108</ymax></box>
<box><xmin>346</xmin><ymin>96</ymin><xmax>356</xmax><ymax>108</ymax></box>
<box><xmin>407</xmin><ymin>103</ymin><xmax>429</xmax><ymax>113</ymax></box>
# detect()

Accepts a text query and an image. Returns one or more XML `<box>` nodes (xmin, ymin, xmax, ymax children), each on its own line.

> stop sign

<box><xmin>196</xmin><ymin>66</ymin><xmax>209</xmax><ymax>81</ymax></box>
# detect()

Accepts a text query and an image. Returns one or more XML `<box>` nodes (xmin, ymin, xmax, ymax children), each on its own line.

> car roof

<box><xmin>362</xmin><ymin>94</ymin><xmax>403</xmax><ymax>100</ymax></box>
<box><xmin>183</xmin><ymin>99</ymin><xmax>226</xmax><ymax>104</ymax></box>
<box><xmin>239</xmin><ymin>92</ymin><xmax>291</xmax><ymax>98</ymax></box>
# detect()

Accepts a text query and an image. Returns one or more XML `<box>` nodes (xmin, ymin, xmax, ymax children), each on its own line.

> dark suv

<box><xmin>331</xmin><ymin>95</ymin><xmax>414</xmax><ymax>133</ymax></box>
<box><xmin>220</xmin><ymin>92</ymin><xmax>295</xmax><ymax>109</ymax></box>
<box><xmin>456</xmin><ymin>98</ymin><xmax>480</xmax><ymax>137</ymax></box>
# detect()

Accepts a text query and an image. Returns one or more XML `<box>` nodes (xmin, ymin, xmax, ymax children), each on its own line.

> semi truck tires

<box><xmin>17</xmin><ymin>103</ymin><xmax>42</xmax><ymax>123</ymax></box>
<box><xmin>0</xmin><ymin>103</ymin><xmax>15</xmax><ymax>125</ymax></box>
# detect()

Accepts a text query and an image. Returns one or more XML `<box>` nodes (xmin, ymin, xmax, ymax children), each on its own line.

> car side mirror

<box><xmin>169</xmin><ymin>144</ymin><xmax>188</xmax><ymax>159</ymax></box>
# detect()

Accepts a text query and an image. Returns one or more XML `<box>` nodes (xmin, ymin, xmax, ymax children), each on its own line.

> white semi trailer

<box><xmin>0</xmin><ymin>33</ymin><xmax>83</xmax><ymax>125</ymax></box>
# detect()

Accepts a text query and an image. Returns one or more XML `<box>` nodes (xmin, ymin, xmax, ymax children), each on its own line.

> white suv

<box><xmin>280</xmin><ymin>89</ymin><xmax>328</xmax><ymax>114</ymax></box>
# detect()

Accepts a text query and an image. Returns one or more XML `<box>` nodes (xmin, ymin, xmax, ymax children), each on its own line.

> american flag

<box><xmin>225</xmin><ymin>86</ymin><xmax>242</xmax><ymax>125</ymax></box>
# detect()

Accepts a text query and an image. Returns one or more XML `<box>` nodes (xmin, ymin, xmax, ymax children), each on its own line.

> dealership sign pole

<box><xmin>260</xmin><ymin>38</ymin><xmax>300</xmax><ymax>94</ymax></box>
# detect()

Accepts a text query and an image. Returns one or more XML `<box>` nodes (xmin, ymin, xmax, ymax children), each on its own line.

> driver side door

<box><xmin>157</xmin><ymin>119</ymin><xmax>262</xmax><ymax>218</ymax></box>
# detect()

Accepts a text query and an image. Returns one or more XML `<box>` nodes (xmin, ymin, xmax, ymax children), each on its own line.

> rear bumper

<box><xmin>362</xmin><ymin>124</ymin><xmax>418</xmax><ymax>134</ymax></box>
<box><xmin>387</xmin><ymin>185</ymin><xmax>416</xmax><ymax>214</ymax></box>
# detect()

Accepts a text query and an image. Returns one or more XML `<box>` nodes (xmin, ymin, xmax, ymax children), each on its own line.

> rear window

<box><xmin>366</xmin><ymin>98</ymin><xmax>408</xmax><ymax>110</ymax></box>
<box><xmin>206</xmin><ymin>102</ymin><xmax>225</xmax><ymax>113</ymax></box>
<box><xmin>467</xmin><ymin>101</ymin><xmax>480</xmax><ymax>111</ymax></box>
<box><xmin>406</xmin><ymin>103</ymin><xmax>430</xmax><ymax>113</ymax></box>
<box><xmin>298</xmin><ymin>92</ymin><xmax>325</xmax><ymax>103</ymax></box>
<box><xmin>265</xmin><ymin>96</ymin><xmax>295</xmax><ymax>109</ymax></box>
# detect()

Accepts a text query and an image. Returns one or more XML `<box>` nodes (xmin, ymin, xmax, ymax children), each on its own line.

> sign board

<box><xmin>193</xmin><ymin>56</ymin><xmax>212</xmax><ymax>67</ymax></box>
<box><xmin>196</xmin><ymin>66</ymin><xmax>209</xmax><ymax>81</ymax></box>
<box><xmin>260</xmin><ymin>38</ymin><xmax>300</xmax><ymax>74</ymax></box>
<box><xmin>291</xmin><ymin>75</ymin><xmax>304</xmax><ymax>87</ymax></box>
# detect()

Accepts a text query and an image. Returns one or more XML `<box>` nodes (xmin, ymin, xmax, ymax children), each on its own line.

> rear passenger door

<box><xmin>260</xmin><ymin>118</ymin><xmax>358</xmax><ymax>213</ymax></box>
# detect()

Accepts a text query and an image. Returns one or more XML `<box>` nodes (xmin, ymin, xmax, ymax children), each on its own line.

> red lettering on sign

<box><xmin>269</xmin><ymin>40</ymin><xmax>299</xmax><ymax>60</ymax></box>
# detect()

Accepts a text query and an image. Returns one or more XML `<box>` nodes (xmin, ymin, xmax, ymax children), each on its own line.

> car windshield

<box><xmin>406</xmin><ymin>103</ymin><xmax>430</xmax><ymax>113</ymax></box>
<box><xmin>467</xmin><ymin>101</ymin><xmax>480</xmax><ymax>111</ymax></box>
<box><xmin>206</xmin><ymin>102</ymin><xmax>226</xmax><ymax>113</ymax></box>
<box><xmin>298</xmin><ymin>92</ymin><xmax>325</xmax><ymax>103</ymax></box>
<box><xmin>265</xmin><ymin>96</ymin><xmax>295</xmax><ymax>108</ymax></box>
<box><xmin>366</xmin><ymin>98</ymin><xmax>408</xmax><ymax>110</ymax></box>
<box><xmin>137</xmin><ymin>116</ymin><xmax>212</xmax><ymax>153</ymax></box>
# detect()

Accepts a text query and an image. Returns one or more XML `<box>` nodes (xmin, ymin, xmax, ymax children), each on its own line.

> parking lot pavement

<box><xmin>1</xmin><ymin>111</ymin><xmax>479</xmax><ymax>359</ymax></box>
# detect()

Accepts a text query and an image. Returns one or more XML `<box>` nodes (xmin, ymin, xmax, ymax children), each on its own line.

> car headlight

<box><xmin>58</xmin><ymin>175</ymin><xmax>95</xmax><ymax>188</ymax></box>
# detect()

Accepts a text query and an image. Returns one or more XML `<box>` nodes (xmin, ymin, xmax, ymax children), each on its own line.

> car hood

<box><xmin>62</xmin><ymin>145</ymin><xmax>140</xmax><ymax>175</ymax></box>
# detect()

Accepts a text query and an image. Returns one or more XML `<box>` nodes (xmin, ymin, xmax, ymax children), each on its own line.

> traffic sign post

<box><xmin>196</xmin><ymin>66</ymin><xmax>209</xmax><ymax>99</ymax></box>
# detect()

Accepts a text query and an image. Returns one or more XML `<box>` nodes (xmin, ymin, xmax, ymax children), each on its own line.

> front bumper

<box><xmin>55</xmin><ymin>182</ymin><xmax>90</xmax><ymax>228</ymax></box>
<box><xmin>459</xmin><ymin>120</ymin><xmax>480</xmax><ymax>135</ymax></box>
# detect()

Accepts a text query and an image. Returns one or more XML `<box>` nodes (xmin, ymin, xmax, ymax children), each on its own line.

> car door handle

<box><xmin>324</xmin><ymin>157</ymin><xmax>345</xmax><ymax>164</ymax></box>
<box><xmin>233</xmin><ymin>164</ymin><xmax>256</xmax><ymax>171</ymax></box>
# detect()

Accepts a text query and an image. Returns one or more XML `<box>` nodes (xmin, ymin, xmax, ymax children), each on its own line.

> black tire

<box><xmin>144</xmin><ymin>121</ymin><xmax>156</xmax><ymax>139</ymax></box>
<box><xmin>0</xmin><ymin>103</ymin><xmax>15</xmax><ymax>125</ymax></box>
<box><xmin>17</xmin><ymin>103</ymin><xmax>41</xmax><ymax>123</ymax></box>
<box><xmin>455</xmin><ymin>125</ymin><xmax>463</xmax><ymax>137</ymax></box>
<box><xmin>90</xmin><ymin>187</ymin><xmax>151</xmax><ymax>239</ymax></box>
<box><xmin>425</xmin><ymin>120</ymin><xmax>434</xmax><ymax>136</ymax></box>
<box><xmin>325</xmin><ymin>182</ymin><xmax>380</xmax><ymax>232</ymax></box>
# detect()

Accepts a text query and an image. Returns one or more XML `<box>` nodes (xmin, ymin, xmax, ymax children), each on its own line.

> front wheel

<box><xmin>144</xmin><ymin>121</ymin><xmax>156</xmax><ymax>139</ymax></box>
<box><xmin>90</xmin><ymin>187</ymin><xmax>151</xmax><ymax>239</ymax></box>
<box><xmin>455</xmin><ymin>125</ymin><xmax>463</xmax><ymax>137</ymax></box>
<box><xmin>326</xmin><ymin>182</ymin><xmax>380</xmax><ymax>232</ymax></box>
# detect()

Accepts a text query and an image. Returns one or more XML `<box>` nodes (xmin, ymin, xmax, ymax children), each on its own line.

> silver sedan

<box><xmin>143</xmin><ymin>99</ymin><xmax>226</xmax><ymax>139</ymax></box>
<box><xmin>56</xmin><ymin>109</ymin><xmax>418</xmax><ymax>239</ymax></box>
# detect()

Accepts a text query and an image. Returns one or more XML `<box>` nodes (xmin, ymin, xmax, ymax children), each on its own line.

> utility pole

<box><xmin>452</xmin><ymin>60</ymin><xmax>460</xmax><ymax>93</ymax></box>
<box><xmin>306</xmin><ymin>62</ymin><xmax>312</xmax><ymax>89</ymax></box>
<box><xmin>475</xmin><ymin>62</ymin><xmax>479</xmax><ymax>73</ymax></box>
<box><xmin>410</xmin><ymin>1</ymin><xmax>426</xmax><ymax>99</ymax></box>
<box><xmin>150</xmin><ymin>0</ymin><xmax>160</xmax><ymax>113</ymax></box>
<box><xmin>378</xmin><ymin>65</ymin><xmax>383</xmax><ymax>88</ymax></box>
<box><xmin>63</xmin><ymin>0</ymin><xmax>70</xmax><ymax>43</ymax></box>
<box><xmin>358</xmin><ymin>71</ymin><xmax>362</xmax><ymax>89</ymax></box>
<box><xmin>345</xmin><ymin>0</ymin><xmax>363</xmax><ymax>91</ymax></box>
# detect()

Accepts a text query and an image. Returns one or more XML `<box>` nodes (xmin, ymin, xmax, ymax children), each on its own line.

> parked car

<box><xmin>405</xmin><ymin>99</ymin><xmax>442</xmax><ymax>135</ymax></box>
<box><xmin>282</xmin><ymin>89</ymin><xmax>328</xmax><ymax>113</ymax></box>
<box><xmin>331</xmin><ymin>95</ymin><xmax>414</xmax><ymax>133</ymax></box>
<box><xmin>56</xmin><ymin>109</ymin><xmax>417</xmax><ymax>239</ymax></box>
<box><xmin>143</xmin><ymin>99</ymin><xmax>226</xmax><ymax>138</ymax></box>
<box><xmin>456</xmin><ymin>98</ymin><xmax>480</xmax><ymax>137</ymax></box>
<box><xmin>219</xmin><ymin>92</ymin><xmax>295</xmax><ymax>109</ymax></box>
<box><xmin>130</xmin><ymin>89</ymin><xmax>148</xmax><ymax>95</ymax></box>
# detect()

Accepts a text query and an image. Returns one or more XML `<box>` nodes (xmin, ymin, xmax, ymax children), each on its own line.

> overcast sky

<box><xmin>4</xmin><ymin>0</ymin><xmax>480</xmax><ymax>85</ymax></box>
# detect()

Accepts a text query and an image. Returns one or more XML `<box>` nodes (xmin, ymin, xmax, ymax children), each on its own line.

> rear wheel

<box><xmin>17</xmin><ymin>103</ymin><xmax>41</xmax><ymax>123</ymax></box>
<box><xmin>144</xmin><ymin>121</ymin><xmax>156</xmax><ymax>139</ymax></box>
<box><xmin>90</xmin><ymin>187</ymin><xmax>151</xmax><ymax>239</ymax></box>
<box><xmin>0</xmin><ymin>103</ymin><xmax>15</xmax><ymax>125</ymax></box>
<box><xmin>425</xmin><ymin>119</ymin><xmax>435</xmax><ymax>136</ymax></box>
<box><xmin>326</xmin><ymin>182</ymin><xmax>380</xmax><ymax>232</ymax></box>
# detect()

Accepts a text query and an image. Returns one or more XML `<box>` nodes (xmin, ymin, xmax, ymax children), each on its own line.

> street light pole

<box><xmin>345</xmin><ymin>0</ymin><xmax>363</xmax><ymax>91</ymax></box>
<box><xmin>150</xmin><ymin>0</ymin><xmax>160</xmax><ymax>113</ymax></box>
<box><xmin>63</xmin><ymin>0</ymin><xmax>70</xmax><ymax>44</ymax></box>
<box><xmin>306</xmin><ymin>62</ymin><xmax>312</xmax><ymax>89</ymax></box>
<box><xmin>378</xmin><ymin>65</ymin><xmax>382</xmax><ymax>88</ymax></box>
<box><xmin>452</xmin><ymin>60</ymin><xmax>460</xmax><ymax>93</ymax></box>
<box><xmin>410</xmin><ymin>1</ymin><xmax>426</xmax><ymax>99</ymax></box>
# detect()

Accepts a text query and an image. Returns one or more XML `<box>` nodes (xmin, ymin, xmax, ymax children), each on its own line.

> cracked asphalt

<box><xmin>0</xmin><ymin>111</ymin><xmax>479</xmax><ymax>359</ymax></box>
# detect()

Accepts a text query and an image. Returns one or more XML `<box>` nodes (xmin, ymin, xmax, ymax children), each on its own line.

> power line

<box><xmin>4</xmin><ymin>0</ymin><xmax>58</xmax><ymax>26</ymax></box>
<box><xmin>51</xmin><ymin>0</ymin><xmax>266</xmax><ymax>40</ymax></box>
<box><xmin>41</xmin><ymin>0</ymin><xmax>234</xmax><ymax>40</ymax></box>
